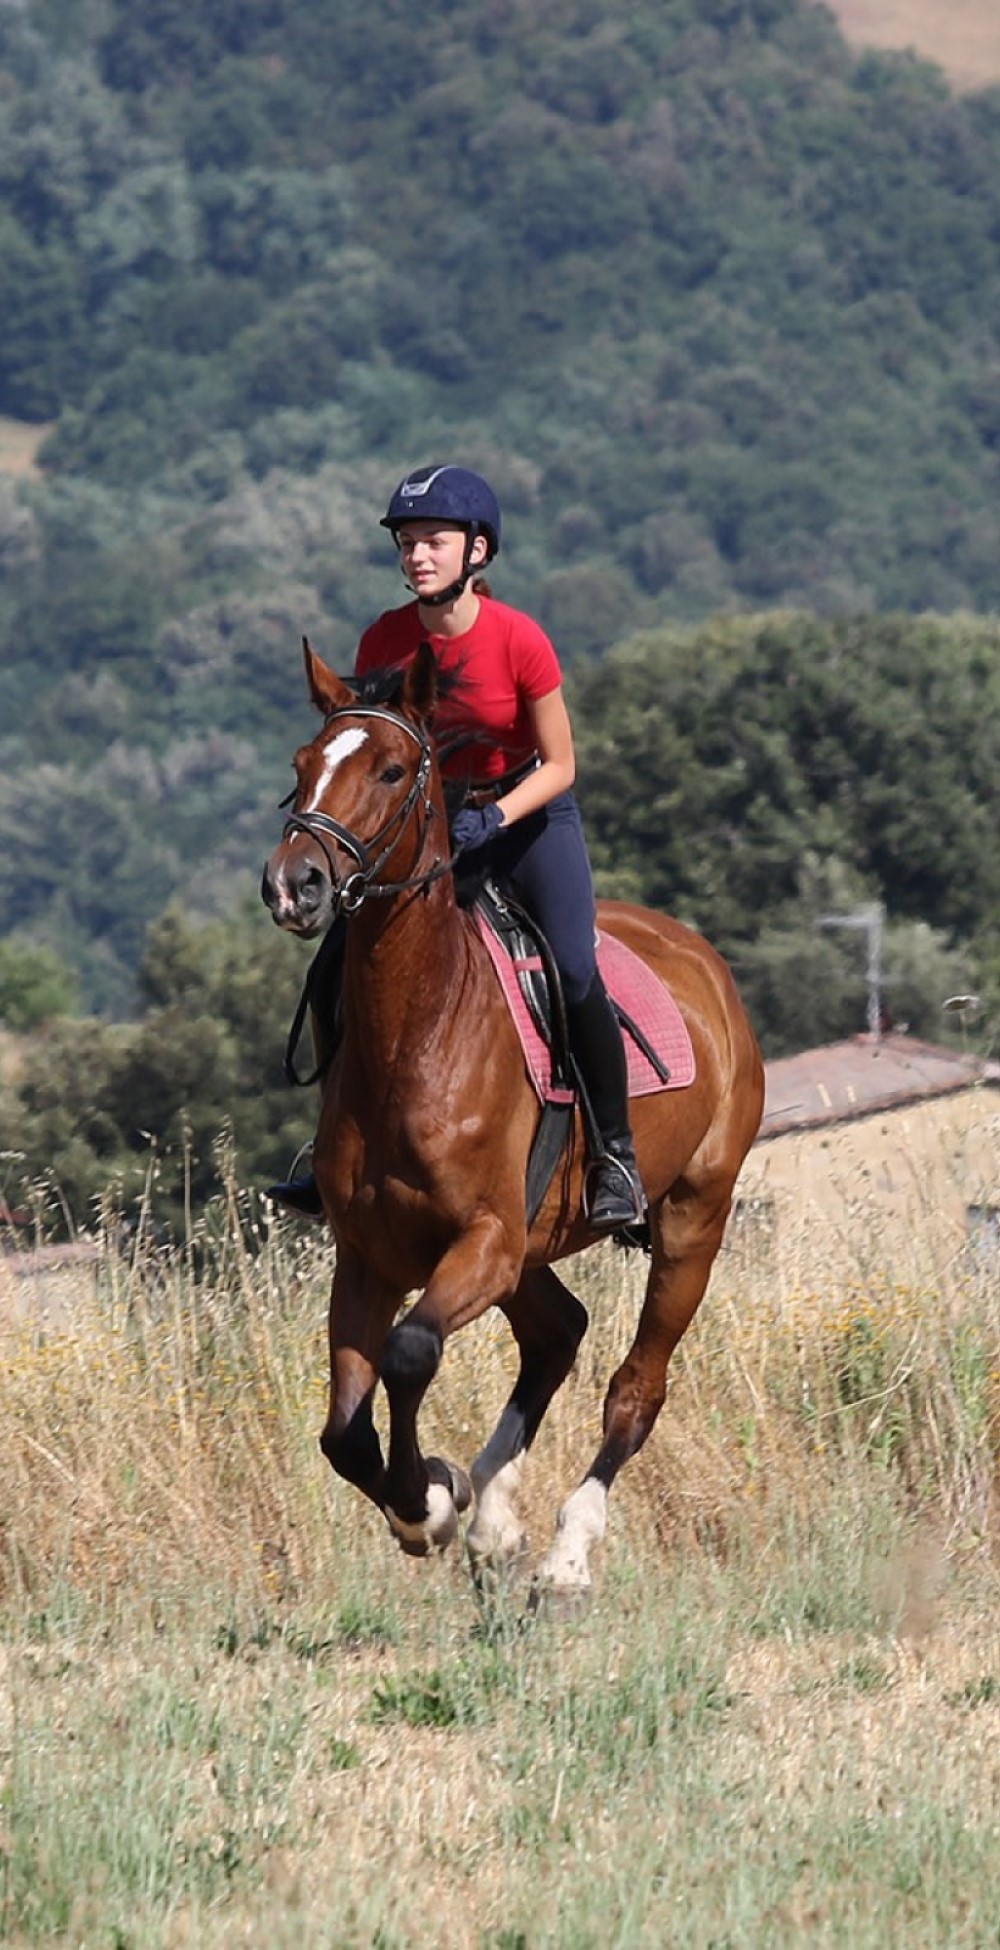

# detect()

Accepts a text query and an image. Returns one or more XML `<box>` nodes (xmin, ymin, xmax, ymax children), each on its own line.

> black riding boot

<box><xmin>266</xmin><ymin>917</ymin><xmax>346</xmax><ymax>1219</ymax></box>
<box><xmin>566</xmin><ymin>973</ymin><xmax>645</xmax><ymax>1233</ymax></box>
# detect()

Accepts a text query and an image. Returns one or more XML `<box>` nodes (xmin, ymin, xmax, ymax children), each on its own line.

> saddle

<box><xmin>472</xmin><ymin>877</ymin><xmax>695</xmax><ymax>1233</ymax></box>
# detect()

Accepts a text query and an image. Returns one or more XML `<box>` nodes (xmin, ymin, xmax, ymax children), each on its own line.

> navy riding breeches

<box><xmin>486</xmin><ymin>791</ymin><xmax>597</xmax><ymax>1007</ymax></box>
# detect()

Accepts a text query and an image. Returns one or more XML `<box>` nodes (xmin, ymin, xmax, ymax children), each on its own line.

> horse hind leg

<box><xmin>466</xmin><ymin>1265</ymin><xmax>588</xmax><ymax>1579</ymax></box>
<box><xmin>534</xmin><ymin>1168</ymin><xmax>735</xmax><ymax>1599</ymax></box>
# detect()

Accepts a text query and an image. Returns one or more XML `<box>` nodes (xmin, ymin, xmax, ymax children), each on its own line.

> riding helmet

<box><xmin>380</xmin><ymin>465</ymin><xmax>501</xmax><ymax>561</ymax></box>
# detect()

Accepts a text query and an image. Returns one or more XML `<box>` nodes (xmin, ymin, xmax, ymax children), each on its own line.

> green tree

<box><xmin>0</xmin><ymin>940</ymin><xmax>77</xmax><ymax>1031</ymax></box>
<box><xmin>0</xmin><ymin>215</ymin><xmax>85</xmax><ymax>416</ymax></box>
<box><xmin>7</xmin><ymin>901</ymin><xmax>312</xmax><ymax>1231</ymax></box>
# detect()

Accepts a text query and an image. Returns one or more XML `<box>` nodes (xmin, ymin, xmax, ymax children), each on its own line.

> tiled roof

<box><xmin>758</xmin><ymin>1033</ymin><xmax>1000</xmax><ymax>1139</ymax></box>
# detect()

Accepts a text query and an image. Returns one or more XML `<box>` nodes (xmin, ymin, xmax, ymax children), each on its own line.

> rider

<box><xmin>268</xmin><ymin>463</ymin><xmax>645</xmax><ymax>1233</ymax></box>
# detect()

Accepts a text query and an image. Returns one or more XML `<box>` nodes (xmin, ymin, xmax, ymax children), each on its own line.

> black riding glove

<box><xmin>451</xmin><ymin>804</ymin><xmax>504</xmax><ymax>852</ymax></box>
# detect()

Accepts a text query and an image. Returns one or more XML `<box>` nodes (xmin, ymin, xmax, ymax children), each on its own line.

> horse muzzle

<box><xmin>261</xmin><ymin>846</ymin><xmax>335</xmax><ymax>936</ymax></box>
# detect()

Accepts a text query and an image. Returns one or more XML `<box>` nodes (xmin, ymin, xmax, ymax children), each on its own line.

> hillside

<box><xmin>827</xmin><ymin>0</ymin><xmax>1000</xmax><ymax>90</ymax></box>
<box><xmin>3</xmin><ymin>0</ymin><xmax>1000</xmax><ymax>1022</ymax></box>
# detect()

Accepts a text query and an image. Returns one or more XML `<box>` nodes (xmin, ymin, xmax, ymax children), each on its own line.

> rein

<box><xmin>282</xmin><ymin>704</ymin><xmax>458</xmax><ymax>915</ymax></box>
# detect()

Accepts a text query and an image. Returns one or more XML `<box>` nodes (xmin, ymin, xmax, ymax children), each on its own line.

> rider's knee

<box><xmin>560</xmin><ymin>953</ymin><xmax>598</xmax><ymax>1009</ymax></box>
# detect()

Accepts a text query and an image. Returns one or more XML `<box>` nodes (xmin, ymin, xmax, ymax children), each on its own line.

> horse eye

<box><xmin>380</xmin><ymin>763</ymin><xmax>405</xmax><ymax>784</ymax></box>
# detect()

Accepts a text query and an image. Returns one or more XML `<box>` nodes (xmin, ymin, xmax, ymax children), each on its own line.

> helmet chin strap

<box><xmin>402</xmin><ymin>567</ymin><xmax>471</xmax><ymax>606</ymax></box>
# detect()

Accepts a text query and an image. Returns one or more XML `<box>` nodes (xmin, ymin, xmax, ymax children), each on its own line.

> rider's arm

<box><xmin>494</xmin><ymin>686</ymin><xmax>576</xmax><ymax>829</ymax></box>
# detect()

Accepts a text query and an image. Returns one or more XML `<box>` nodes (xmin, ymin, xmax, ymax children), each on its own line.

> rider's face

<box><xmin>396</xmin><ymin>521</ymin><xmax>486</xmax><ymax>598</ymax></box>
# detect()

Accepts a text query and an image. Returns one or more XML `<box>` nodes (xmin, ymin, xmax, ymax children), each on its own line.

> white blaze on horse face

<box><xmin>305</xmin><ymin>726</ymin><xmax>369</xmax><ymax>810</ymax></box>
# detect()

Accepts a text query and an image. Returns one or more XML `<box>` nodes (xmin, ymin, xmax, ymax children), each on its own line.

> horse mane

<box><xmin>343</xmin><ymin>645</ymin><xmax>487</xmax><ymax>772</ymax></box>
<box><xmin>345</xmin><ymin>650</ymin><xmax>468</xmax><ymax>713</ymax></box>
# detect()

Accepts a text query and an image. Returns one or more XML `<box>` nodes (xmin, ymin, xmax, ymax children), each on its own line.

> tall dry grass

<box><xmin>5</xmin><ymin>1165</ymin><xmax>1000</xmax><ymax>1612</ymax></box>
<box><xmin>5</xmin><ymin>1170</ymin><xmax>1000</xmax><ymax>1945</ymax></box>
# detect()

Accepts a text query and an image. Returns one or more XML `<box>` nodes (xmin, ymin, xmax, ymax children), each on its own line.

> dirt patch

<box><xmin>825</xmin><ymin>0</ymin><xmax>1000</xmax><ymax>91</ymax></box>
<box><xmin>0</xmin><ymin>417</ymin><xmax>50</xmax><ymax>478</ymax></box>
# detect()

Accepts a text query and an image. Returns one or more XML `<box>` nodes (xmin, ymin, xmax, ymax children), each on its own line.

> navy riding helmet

<box><xmin>380</xmin><ymin>465</ymin><xmax>502</xmax><ymax>561</ymax></box>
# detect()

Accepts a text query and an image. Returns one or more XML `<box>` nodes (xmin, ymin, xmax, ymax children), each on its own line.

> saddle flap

<box><xmin>475</xmin><ymin>879</ymin><xmax>575</xmax><ymax>1103</ymax></box>
<box><xmin>474</xmin><ymin>885</ymin><xmax>695</xmax><ymax>1106</ymax></box>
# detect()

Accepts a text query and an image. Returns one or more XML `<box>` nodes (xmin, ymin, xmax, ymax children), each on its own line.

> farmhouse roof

<box><xmin>759</xmin><ymin>1032</ymin><xmax>1000</xmax><ymax>1140</ymax></box>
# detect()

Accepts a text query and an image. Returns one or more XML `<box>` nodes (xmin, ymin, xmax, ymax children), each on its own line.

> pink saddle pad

<box><xmin>475</xmin><ymin>915</ymin><xmax>696</xmax><ymax>1106</ymax></box>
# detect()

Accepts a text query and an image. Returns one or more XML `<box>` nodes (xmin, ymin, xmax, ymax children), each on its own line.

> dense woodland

<box><xmin>3</xmin><ymin>0</ymin><xmax>1000</xmax><ymax>1225</ymax></box>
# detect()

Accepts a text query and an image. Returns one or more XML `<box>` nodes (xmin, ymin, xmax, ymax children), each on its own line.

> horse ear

<box><xmin>303</xmin><ymin>636</ymin><xmax>353</xmax><ymax>716</ymax></box>
<box><xmin>401</xmin><ymin>640</ymin><xmax>439</xmax><ymax>722</ymax></box>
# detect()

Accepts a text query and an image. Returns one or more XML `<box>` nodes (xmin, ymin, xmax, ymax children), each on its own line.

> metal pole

<box><xmin>817</xmin><ymin>902</ymin><xmax>885</xmax><ymax>1041</ymax></box>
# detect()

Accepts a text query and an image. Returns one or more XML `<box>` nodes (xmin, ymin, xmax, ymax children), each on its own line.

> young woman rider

<box><xmin>268</xmin><ymin>463</ymin><xmax>645</xmax><ymax>1233</ymax></box>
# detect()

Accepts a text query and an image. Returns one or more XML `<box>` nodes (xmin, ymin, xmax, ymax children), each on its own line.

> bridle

<box><xmin>281</xmin><ymin>703</ymin><xmax>456</xmax><ymax>915</ymax></box>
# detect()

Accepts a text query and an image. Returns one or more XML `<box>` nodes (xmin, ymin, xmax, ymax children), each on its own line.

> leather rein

<box><xmin>281</xmin><ymin>703</ymin><xmax>457</xmax><ymax>915</ymax></box>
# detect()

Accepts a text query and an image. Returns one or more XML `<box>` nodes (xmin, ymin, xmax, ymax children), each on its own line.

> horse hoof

<box><xmin>450</xmin><ymin>1464</ymin><xmax>473</xmax><ymax>1515</ymax></box>
<box><xmin>526</xmin><ymin>1576</ymin><xmax>593</xmax><ymax>1622</ymax></box>
<box><xmin>385</xmin><ymin>1478</ymin><xmax>461</xmax><ymax>1556</ymax></box>
<box><xmin>395</xmin><ymin>1529</ymin><xmax>432</xmax><ymax>1560</ymax></box>
<box><xmin>467</xmin><ymin>1534</ymin><xmax>530</xmax><ymax>1599</ymax></box>
<box><xmin>427</xmin><ymin>1457</ymin><xmax>473</xmax><ymax>1515</ymax></box>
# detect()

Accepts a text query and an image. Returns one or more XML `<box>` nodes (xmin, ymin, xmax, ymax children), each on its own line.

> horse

<box><xmin>261</xmin><ymin>639</ymin><xmax>764</xmax><ymax>1598</ymax></box>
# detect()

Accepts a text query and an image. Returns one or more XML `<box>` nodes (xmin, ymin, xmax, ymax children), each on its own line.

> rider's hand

<box><xmin>450</xmin><ymin>803</ymin><xmax>504</xmax><ymax>853</ymax></box>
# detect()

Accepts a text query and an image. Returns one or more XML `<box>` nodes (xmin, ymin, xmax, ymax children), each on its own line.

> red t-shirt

<box><xmin>355</xmin><ymin>597</ymin><xmax>562</xmax><ymax>781</ymax></box>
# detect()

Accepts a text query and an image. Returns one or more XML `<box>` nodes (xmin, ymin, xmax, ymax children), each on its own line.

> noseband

<box><xmin>281</xmin><ymin>704</ymin><xmax>452</xmax><ymax>914</ymax></box>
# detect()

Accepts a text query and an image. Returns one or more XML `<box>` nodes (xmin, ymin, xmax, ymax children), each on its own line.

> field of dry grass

<box><xmin>825</xmin><ymin>0</ymin><xmax>1000</xmax><ymax>90</ymax></box>
<box><xmin>5</xmin><ymin>1192</ymin><xmax>1000</xmax><ymax>1944</ymax></box>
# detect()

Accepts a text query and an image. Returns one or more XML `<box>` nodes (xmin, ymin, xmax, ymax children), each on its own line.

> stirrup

<box><xmin>264</xmin><ymin>1144</ymin><xmax>324</xmax><ymax>1219</ymax></box>
<box><xmin>584</xmin><ymin>1151</ymin><xmax>646</xmax><ymax>1233</ymax></box>
<box><xmin>264</xmin><ymin>1171</ymin><xmax>324</xmax><ymax>1217</ymax></box>
<box><xmin>263</xmin><ymin>1170</ymin><xmax>321</xmax><ymax>1216</ymax></box>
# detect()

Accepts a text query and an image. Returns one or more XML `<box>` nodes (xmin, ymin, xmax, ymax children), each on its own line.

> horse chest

<box><xmin>328</xmin><ymin>1105</ymin><xmax>497</xmax><ymax>1265</ymax></box>
<box><xmin>335</xmin><ymin>1168</ymin><xmax>454</xmax><ymax>1285</ymax></box>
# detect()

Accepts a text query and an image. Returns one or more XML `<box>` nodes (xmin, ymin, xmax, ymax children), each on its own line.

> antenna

<box><xmin>817</xmin><ymin>901</ymin><xmax>884</xmax><ymax>1040</ymax></box>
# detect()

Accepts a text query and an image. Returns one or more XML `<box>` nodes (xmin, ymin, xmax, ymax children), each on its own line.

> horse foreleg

<box><xmin>381</xmin><ymin>1216</ymin><xmax>523</xmax><ymax>1557</ymax></box>
<box><xmin>536</xmin><ymin>1173</ymin><xmax>733</xmax><ymax>1597</ymax></box>
<box><xmin>467</xmin><ymin>1265</ymin><xmax>588</xmax><ymax>1574</ymax></box>
<box><xmin>319</xmin><ymin>1252</ymin><xmax>399</xmax><ymax>1514</ymax></box>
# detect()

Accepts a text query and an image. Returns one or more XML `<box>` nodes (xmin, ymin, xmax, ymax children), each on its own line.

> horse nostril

<box><xmin>298</xmin><ymin>864</ymin><xmax>327</xmax><ymax>909</ymax></box>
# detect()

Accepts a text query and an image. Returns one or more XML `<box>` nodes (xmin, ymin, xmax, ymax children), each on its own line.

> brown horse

<box><xmin>261</xmin><ymin>640</ymin><xmax>764</xmax><ymax>1597</ymax></box>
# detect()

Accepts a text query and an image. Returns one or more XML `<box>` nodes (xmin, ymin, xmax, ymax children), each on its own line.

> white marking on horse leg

<box><xmin>467</xmin><ymin>1454</ymin><xmax>527</xmax><ymax>1566</ymax></box>
<box><xmin>305</xmin><ymin>726</ymin><xmax>368</xmax><ymax>808</ymax></box>
<box><xmin>385</xmin><ymin>1481</ymin><xmax>458</xmax><ymax>1554</ymax></box>
<box><xmin>535</xmin><ymin>1478</ymin><xmax>608</xmax><ymax>1592</ymax></box>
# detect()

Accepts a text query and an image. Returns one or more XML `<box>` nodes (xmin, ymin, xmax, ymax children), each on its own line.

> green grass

<box><xmin>4</xmin><ymin>1541</ymin><xmax>1000</xmax><ymax>1948</ymax></box>
<box><xmin>5</xmin><ymin>1224</ymin><xmax>1000</xmax><ymax>1944</ymax></box>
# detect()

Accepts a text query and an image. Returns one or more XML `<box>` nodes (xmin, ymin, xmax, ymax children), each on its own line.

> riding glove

<box><xmin>451</xmin><ymin>803</ymin><xmax>504</xmax><ymax>852</ymax></box>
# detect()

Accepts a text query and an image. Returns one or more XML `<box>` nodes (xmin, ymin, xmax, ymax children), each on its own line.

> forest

<box><xmin>3</xmin><ymin>0</ymin><xmax>1000</xmax><ymax>1226</ymax></box>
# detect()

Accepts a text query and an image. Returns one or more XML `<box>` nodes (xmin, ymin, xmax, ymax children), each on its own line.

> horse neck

<box><xmin>342</xmin><ymin>876</ymin><xmax>470</xmax><ymax>1067</ymax></box>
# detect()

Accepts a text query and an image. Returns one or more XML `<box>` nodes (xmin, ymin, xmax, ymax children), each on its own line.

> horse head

<box><xmin>262</xmin><ymin>636</ymin><xmax>445</xmax><ymax>936</ymax></box>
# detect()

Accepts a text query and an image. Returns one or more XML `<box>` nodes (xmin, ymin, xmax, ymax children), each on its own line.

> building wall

<box><xmin>729</xmin><ymin>1087</ymin><xmax>1000</xmax><ymax>1289</ymax></box>
<box><xmin>0</xmin><ymin>1246</ymin><xmax>101</xmax><ymax>1336</ymax></box>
